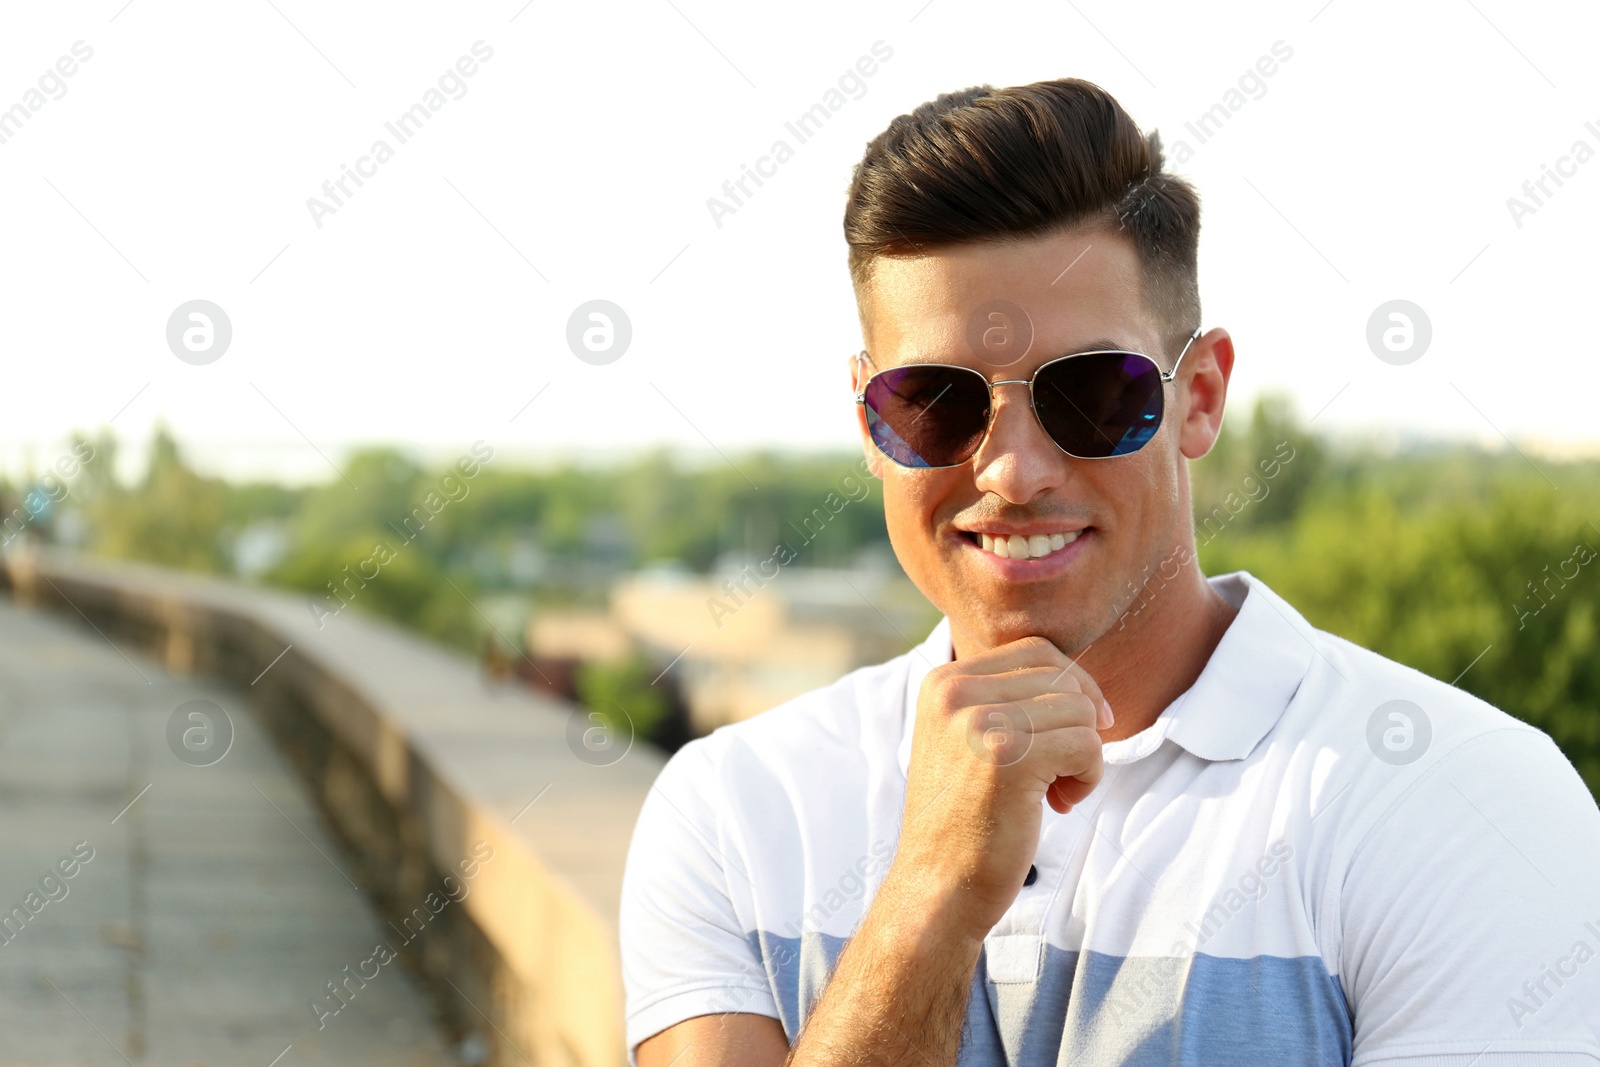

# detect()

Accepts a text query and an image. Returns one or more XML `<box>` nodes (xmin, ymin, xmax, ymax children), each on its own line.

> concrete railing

<box><xmin>0</xmin><ymin>546</ymin><xmax>664</xmax><ymax>1067</ymax></box>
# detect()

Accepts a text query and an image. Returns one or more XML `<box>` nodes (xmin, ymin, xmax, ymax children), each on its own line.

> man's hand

<box><xmin>894</xmin><ymin>636</ymin><xmax>1113</xmax><ymax>941</ymax></box>
<box><xmin>642</xmin><ymin>636</ymin><xmax>1113</xmax><ymax>1067</ymax></box>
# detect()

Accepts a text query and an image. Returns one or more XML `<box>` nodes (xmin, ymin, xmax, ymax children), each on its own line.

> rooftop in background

<box><xmin>529</xmin><ymin>559</ymin><xmax>938</xmax><ymax>734</ymax></box>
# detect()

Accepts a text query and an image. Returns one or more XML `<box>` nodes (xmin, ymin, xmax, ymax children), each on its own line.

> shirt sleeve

<box><xmin>1340</xmin><ymin>725</ymin><xmax>1600</xmax><ymax>1065</ymax></box>
<box><xmin>618</xmin><ymin>737</ymin><xmax>780</xmax><ymax>1062</ymax></box>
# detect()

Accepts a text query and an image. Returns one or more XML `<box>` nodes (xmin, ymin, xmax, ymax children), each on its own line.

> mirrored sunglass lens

<box><xmin>1034</xmin><ymin>352</ymin><xmax>1164</xmax><ymax>458</ymax></box>
<box><xmin>863</xmin><ymin>366</ymin><xmax>989</xmax><ymax>467</ymax></box>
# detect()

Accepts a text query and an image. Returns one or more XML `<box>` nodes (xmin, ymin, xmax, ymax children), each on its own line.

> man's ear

<box><xmin>849</xmin><ymin>352</ymin><xmax>886</xmax><ymax>479</ymax></box>
<box><xmin>1177</xmin><ymin>328</ymin><xmax>1234</xmax><ymax>461</ymax></box>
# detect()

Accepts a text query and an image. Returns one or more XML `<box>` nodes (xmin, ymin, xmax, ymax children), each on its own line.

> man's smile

<box><xmin>961</xmin><ymin>526</ymin><xmax>1086</xmax><ymax>559</ymax></box>
<box><xmin>952</xmin><ymin>525</ymin><xmax>1096</xmax><ymax>581</ymax></box>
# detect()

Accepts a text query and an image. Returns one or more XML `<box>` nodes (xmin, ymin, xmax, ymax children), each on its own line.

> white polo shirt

<box><xmin>619</xmin><ymin>570</ymin><xmax>1600</xmax><ymax>1065</ymax></box>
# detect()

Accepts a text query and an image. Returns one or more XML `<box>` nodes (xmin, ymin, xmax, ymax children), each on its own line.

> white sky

<box><xmin>2</xmin><ymin>0</ymin><xmax>1596</xmax><ymax>488</ymax></box>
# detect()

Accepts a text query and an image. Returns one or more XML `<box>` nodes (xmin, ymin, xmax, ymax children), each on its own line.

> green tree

<box><xmin>575</xmin><ymin>652</ymin><xmax>673</xmax><ymax>746</ymax></box>
<box><xmin>85</xmin><ymin>421</ymin><xmax>229</xmax><ymax>572</ymax></box>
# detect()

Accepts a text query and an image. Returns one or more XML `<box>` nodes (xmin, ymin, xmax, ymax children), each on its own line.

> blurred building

<box><xmin>527</xmin><ymin>557</ymin><xmax>935</xmax><ymax>735</ymax></box>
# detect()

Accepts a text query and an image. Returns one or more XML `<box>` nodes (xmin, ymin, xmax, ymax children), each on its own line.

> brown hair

<box><xmin>843</xmin><ymin>78</ymin><xmax>1201</xmax><ymax>361</ymax></box>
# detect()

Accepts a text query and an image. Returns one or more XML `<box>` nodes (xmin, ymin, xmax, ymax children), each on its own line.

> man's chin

<box><xmin>958</xmin><ymin>605</ymin><xmax>1106</xmax><ymax>658</ymax></box>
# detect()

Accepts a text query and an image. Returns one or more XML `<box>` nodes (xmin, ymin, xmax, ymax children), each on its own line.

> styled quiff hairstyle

<box><xmin>844</xmin><ymin>78</ymin><xmax>1201</xmax><ymax>363</ymax></box>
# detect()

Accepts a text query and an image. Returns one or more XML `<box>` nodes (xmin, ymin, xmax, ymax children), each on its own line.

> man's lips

<box><xmin>955</xmin><ymin>526</ymin><xmax>1095</xmax><ymax>578</ymax></box>
<box><xmin>964</xmin><ymin>528</ymin><xmax>1085</xmax><ymax>561</ymax></box>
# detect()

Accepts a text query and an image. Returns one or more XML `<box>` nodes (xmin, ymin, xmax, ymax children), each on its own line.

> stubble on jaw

<box><xmin>943</xmin><ymin>506</ymin><xmax>1200</xmax><ymax>662</ymax></box>
<box><xmin>945</xmin><ymin>571</ymin><xmax>1126</xmax><ymax>660</ymax></box>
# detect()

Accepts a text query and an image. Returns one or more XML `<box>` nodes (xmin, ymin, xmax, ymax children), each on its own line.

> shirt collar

<box><xmin>897</xmin><ymin>570</ymin><xmax>1316</xmax><ymax>777</ymax></box>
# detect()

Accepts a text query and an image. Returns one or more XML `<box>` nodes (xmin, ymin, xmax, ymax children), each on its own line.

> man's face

<box><xmin>852</xmin><ymin>224</ymin><xmax>1227</xmax><ymax>657</ymax></box>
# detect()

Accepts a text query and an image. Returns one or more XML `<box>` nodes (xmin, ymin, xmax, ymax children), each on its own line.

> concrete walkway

<box><xmin>0</xmin><ymin>598</ymin><xmax>457</xmax><ymax>1066</ymax></box>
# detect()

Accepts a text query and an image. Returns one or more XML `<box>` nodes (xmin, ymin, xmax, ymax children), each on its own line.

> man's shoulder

<box><xmin>1282</xmin><ymin>610</ymin><xmax>1586</xmax><ymax>841</ymax></box>
<box><xmin>1304</xmin><ymin>620</ymin><xmax>1543</xmax><ymax>753</ymax></box>
<box><xmin>1206</xmin><ymin>573</ymin><xmax>1548</xmax><ymax>774</ymax></box>
<box><xmin>1229</xmin><ymin>573</ymin><xmax>1577</xmax><ymax>825</ymax></box>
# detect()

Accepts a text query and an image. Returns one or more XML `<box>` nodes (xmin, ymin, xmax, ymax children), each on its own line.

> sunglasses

<box><xmin>854</xmin><ymin>327</ymin><xmax>1202</xmax><ymax>468</ymax></box>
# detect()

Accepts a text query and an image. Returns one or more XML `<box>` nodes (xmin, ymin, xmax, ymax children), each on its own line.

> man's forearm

<box><xmin>785</xmin><ymin>870</ymin><xmax>984</xmax><ymax>1067</ymax></box>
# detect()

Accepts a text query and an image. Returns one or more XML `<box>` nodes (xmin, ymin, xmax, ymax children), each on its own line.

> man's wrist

<box><xmin>871</xmin><ymin>861</ymin><xmax>991</xmax><ymax>963</ymax></box>
<box><xmin>786</xmin><ymin>862</ymin><xmax>985</xmax><ymax>1067</ymax></box>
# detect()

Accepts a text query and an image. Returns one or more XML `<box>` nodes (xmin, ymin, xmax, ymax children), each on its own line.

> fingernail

<box><xmin>1099</xmin><ymin>701</ymin><xmax>1115</xmax><ymax>729</ymax></box>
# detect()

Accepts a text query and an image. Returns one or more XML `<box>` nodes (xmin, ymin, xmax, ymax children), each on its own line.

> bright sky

<box><xmin>2</xmin><ymin>0</ymin><xmax>1596</xmax><ymax>488</ymax></box>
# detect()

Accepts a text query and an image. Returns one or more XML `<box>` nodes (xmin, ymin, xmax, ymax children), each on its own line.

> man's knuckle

<box><xmin>1067</xmin><ymin>692</ymin><xmax>1099</xmax><ymax>721</ymax></box>
<box><xmin>1021</xmin><ymin>635</ymin><xmax>1061</xmax><ymax>658</ymax></box>
<box><xmin>923</xmin><ymin>670</ymin><xmax>960</xmax><ymax>707</ymax></box>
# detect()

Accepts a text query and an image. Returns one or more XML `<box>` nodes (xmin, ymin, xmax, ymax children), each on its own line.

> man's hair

<box><xmin>843</xmin><ymin>78</ymin><xmax>1201</xmax><ymax>362</ymax></box>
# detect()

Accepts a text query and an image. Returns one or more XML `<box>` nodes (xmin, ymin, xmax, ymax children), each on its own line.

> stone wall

<box><xmin>1</xmin><ymin>547</ymin><xmax>663</xmax><ymax>1066</ymax></box>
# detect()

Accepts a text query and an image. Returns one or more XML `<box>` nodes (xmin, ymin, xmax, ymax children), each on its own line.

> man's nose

<box><xmin>970</xmin><ymin>382</ymin><xmax>1071</xmax><ymax>503</ymax></box>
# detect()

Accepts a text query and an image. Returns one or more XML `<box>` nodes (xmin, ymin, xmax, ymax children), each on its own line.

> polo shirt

<box><xmin>619</xmin><ymin>570</ymin><xmax>1600</xmax><ymax>1065</ymax></box>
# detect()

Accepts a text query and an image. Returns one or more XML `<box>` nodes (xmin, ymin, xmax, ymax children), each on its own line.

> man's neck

<box><xmin>946</xmin><ymin>555</ymin><xmax>1240</xmax><ymax>744</ymax></box>
<box><xmin>1079</xmin><ymin>560</ymin><xmax>1239</xmax><ymax>742</ymax></box>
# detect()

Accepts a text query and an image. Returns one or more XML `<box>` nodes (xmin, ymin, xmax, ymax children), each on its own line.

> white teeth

<box><xmin>973</xmin><ymin>529</ymin><xmax>1082</xmax><ymax>560</ymax></box>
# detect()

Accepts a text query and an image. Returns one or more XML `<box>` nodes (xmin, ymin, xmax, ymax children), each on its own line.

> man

<box><xmin>620</xmin><ymin>78</ymin><xmax>1600</xmax><ymax>1065</ymax></box>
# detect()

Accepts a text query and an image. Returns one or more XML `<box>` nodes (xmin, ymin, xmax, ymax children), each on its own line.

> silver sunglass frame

<box><xmin>852</xmin><ymin>326</ymin><xmax>1203</xmax><ymax>468</ymax></box>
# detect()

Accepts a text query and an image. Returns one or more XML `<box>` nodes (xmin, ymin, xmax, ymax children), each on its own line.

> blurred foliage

<box><xmin>2</xmin><ymin>429</ymin><xmax>890</xmax><ymax>658</ymax></box>
<box><xmin>6</xmin><ymin>399</ymin><xmax>1598</xmax><ymax>801</ymax></box>
<box><xmin>265</xmin><ymin>532</ymin><xmax>479</xmax><ymax>649</ymax></box>
<box><xmin>1190</xmin><ymin>391</ymin><xmax>1327</xmax><ymax>533</ymax></box>
<box><xmin>575</xmin><ymin>652</ymin><xmax>674</xmax><ymax>746</ymax></box>
<box><xmin>82</xmin><ymin>423</ymin><xmax>231</xmax><ymax>572</ymax></box>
